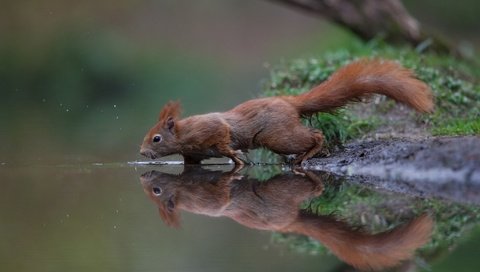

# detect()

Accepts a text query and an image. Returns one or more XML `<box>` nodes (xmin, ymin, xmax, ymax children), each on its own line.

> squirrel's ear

<box><xmin>158</xmin><ymin>101</ymin><xmax>181</xmax><ymax>122</ymax></box>
<box><xmin>157</xmin><ymin>195</ymin><xmax>181</xmax><ymax>228</ymax></box>
<box><xmin>166</xmin><ymin>116</ymin><xmax>175</xmax><ymax>132</ymax></box>
<box><xmin>166</xmin><ymin>194</ymin><xmax>176</xmax><ymax>212</ymax></box>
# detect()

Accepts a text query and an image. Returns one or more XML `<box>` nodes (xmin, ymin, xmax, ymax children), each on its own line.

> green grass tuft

<box><xmin>432</xmin><ymin>118</ymin><xmax>480</xmax><ymax>135</ymax></box>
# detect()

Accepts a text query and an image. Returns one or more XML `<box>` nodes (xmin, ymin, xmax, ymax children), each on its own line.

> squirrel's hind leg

<box><xmin>259</xmin><ymin>125</ymin><xmax>325</xmax><ymax>165</ymax></box>
<box><xmin>294</xmin><ymin>131</ymin><xmax>325</xmax><ymax>165</ymax></box>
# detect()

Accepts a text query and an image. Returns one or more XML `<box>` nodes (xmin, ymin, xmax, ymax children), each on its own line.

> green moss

<box><xmin>432</xmin><ymin>118</ymin><xmax>480</xmax><ymax>135</ymax></box>
<box><xmin>261</xmin><ymin>41</ymin><xmax>480</xmax><ymax>150</ymax></box>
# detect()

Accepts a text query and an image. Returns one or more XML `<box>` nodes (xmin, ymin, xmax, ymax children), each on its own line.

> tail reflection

<box><xmin>140</xmin><ymin>167</ymin><xmax>433</xmax><ymax>271</ymax></box>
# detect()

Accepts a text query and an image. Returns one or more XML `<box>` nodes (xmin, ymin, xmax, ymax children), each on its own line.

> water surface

<box><xmin>1</xmin><ymin>163</ymin><xmax>480</xmax><ymax>271</ymax></box>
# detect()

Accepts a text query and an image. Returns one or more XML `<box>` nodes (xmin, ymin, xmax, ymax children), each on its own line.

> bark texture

<box><xmin>269</xmin><ymin>0</ymin><xmax>452</xmax><ymax>53</ymax></box>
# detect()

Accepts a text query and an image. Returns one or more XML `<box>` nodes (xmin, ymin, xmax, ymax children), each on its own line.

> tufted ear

<box><xmin>166</xmin><ymin>116</ymin><xmax>175</xmax><ymax>131</ymax></box>
<box><xmin>158</xmin><ymin>101</ymin><xmax>181</xmax><ymax>130</ymax></box>
<box><xmin>157</xmin><ymin>195</ymin><xmax>181</xmax><ymax>228</ymax></box>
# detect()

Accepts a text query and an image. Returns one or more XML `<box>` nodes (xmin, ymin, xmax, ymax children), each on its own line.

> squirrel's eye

<box><xmin>152</xmin><ymin>134</ymin><xmax>162</xmax><ymax>143</ymax></box>
<box><xmin>152</xmin><ymin>187</ymin><xmax>162</xmax><ymax>196</ymax></box>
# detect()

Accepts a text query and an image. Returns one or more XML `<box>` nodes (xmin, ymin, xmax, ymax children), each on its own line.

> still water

<box><xmin>1</xmin><ymin>163</ymin><xmax>480</xmax><ymax>271</ymax></box>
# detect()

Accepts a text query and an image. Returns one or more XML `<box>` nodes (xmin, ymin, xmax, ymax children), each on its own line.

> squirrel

<box><xmin>140</xmin><ymin>168</ymin><xmax>433</xmax><ymax>271</ymax></box>
<box><xmin>140</xmin><ymin>59</ymin><xmax>434</xmax><ymax>165</ymax></box>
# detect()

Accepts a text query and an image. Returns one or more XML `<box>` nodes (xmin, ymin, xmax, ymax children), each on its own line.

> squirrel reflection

<box><xmin>140</xmin><ymin>167</ymin><xmax>433</xmax><ymax>271</ymax></box>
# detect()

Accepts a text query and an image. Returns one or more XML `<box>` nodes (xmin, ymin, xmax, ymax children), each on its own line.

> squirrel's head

<box><xmin>140</xmin><ymin>101</ymin><xmax>181</xmax><ymax>159</ymax></box>
<box><xmin>140</xmin><ymin>170</ymin><xmax>181</xmax><ymax>228</ymax></box>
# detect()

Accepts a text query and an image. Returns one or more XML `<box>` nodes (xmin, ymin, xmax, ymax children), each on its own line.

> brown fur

<box><xmin>140</xmin><ymin>59</ymin><xmax>434</xmax><ymax>164</ymax></box>
<box><xmin>140</xmin><ymin>168</ymin><xmax>434</xmax><ymax>271</ymax></box>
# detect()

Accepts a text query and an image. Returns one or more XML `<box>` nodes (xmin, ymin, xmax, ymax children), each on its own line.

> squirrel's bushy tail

<box><xmin>289</xmin><ymin>59</ymin><xmax>434</xmax><ymax>115</ymax></box>
<box><xmin>287</xmin><ymin>214</ymin><xmax>433</xmax><ymax>271</ymax></box>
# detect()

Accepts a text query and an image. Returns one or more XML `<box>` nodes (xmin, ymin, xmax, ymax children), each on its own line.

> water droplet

<box><xmin>113</xmin><ymin>104</ymin><xmax>117</xmax><ymax>108</ymax></box>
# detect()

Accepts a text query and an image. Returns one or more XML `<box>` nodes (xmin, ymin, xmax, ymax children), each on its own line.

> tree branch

<box><xmin>269</xmin><ymin>0</ymin><xmax>453</xmax><ymax>54</ymax></box>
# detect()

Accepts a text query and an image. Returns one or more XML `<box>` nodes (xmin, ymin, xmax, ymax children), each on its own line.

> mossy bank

<box><xmin>261</xmin><ymin>41</ymin><xmax>480</xmax><ymax>149</ymax></box>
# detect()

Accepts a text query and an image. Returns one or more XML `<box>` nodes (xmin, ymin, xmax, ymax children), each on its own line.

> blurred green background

<box><xmin>1</xmin><ymin>0</ymin><xmax>478</xmax><ymax>164</ymax></box>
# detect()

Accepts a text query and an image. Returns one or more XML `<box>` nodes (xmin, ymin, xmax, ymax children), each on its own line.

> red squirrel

<box><xmin>140</xmin><ymin>168</ymin><xmax>433</xmax><ymax>271</ymax></box>
<box><xmin>140</xmin><ymin>59</ymin><xmax>434</xmax><ymax>164</ymax></box>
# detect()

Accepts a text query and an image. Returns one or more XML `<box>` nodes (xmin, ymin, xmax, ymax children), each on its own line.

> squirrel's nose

<box><xmin>140</xmin><ymin>148</ymin><xmax>157</xmax><ymax>159</ymax></box>
<box><xmin>140</xmin><ymin>171</ymin><xmax>154</xmax><ymax>179</ymax></box>
<box><xmin>140</xmin><ymin>148</ymin><xmax>150</xmax><ymax>157</ymax></box>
